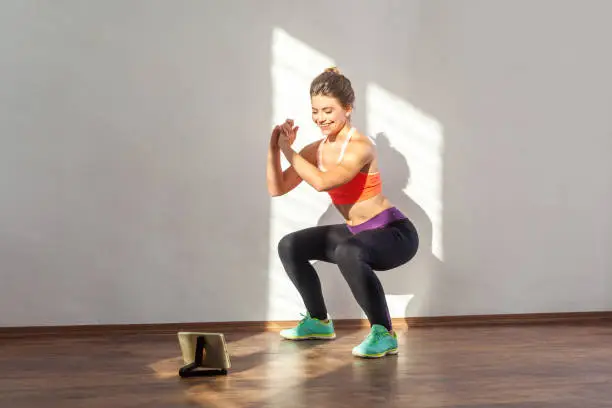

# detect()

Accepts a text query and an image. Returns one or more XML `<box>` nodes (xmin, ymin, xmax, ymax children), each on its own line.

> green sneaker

<box><xmin>280</xmin><ymin>313</ymin><xmax>336</xmax><ymax>340</ymax></box>
<box><xmin>352</xmin><ymin>324</ymin><xmax>398</xmax><ymax>358</ymax></box>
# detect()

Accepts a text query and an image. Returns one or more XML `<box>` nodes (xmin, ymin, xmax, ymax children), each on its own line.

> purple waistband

<box><xmin>347</xmin><ymin>207</ymin><xmax>407</xmax><ymax>234</ymax></box>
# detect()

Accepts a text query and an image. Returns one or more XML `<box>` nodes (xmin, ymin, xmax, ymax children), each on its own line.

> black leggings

<box><xmin>277</xmin><ymin>218</ymin><xmax>419</xmax><ymax>331</ymax></box>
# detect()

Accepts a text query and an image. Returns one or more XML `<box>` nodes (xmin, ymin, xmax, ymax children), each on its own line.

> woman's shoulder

<box><xmin>342</xmin><ymin>129</ymin><xmax>375</xmax><ymax>165</ymax></box>
<box><xmin>349</xmin><ymin>129</ymin><xmax>376</xmax><ymax>150</ymax></box>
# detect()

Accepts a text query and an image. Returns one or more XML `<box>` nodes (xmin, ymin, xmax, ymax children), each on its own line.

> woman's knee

<box><xmin>277</xmin><ymin>232</ymin><xmax>299</xmax><ymax>261</ymax></box>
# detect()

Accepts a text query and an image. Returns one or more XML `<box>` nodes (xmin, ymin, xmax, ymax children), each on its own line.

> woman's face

<box><xmin>311</xmin><ymin>94</ymin><xmax>351</xmax><ymax>136</ymax></box>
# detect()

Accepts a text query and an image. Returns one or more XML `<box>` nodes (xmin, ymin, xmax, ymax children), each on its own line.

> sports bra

<box><xmin>318</xmin><ymin>127</ymin><xmax>382</xmax><ymax>205</ymax></box>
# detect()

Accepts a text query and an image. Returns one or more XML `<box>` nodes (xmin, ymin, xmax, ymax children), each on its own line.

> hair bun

<box><xmin>324</xmin><ymin>66</ymin><xmax>341</xmax><ymax>74</ymax></box>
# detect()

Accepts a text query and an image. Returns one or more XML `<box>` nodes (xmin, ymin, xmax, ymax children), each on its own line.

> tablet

<box><xmin>177</xmin><ymin>332</ymin><xmax>231</xmax><ymax>376</ymax></box>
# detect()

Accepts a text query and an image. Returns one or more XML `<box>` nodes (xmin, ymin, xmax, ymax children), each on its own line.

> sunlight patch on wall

<box><xmin>386</xmin><ymin>294</ymin><xmax>415</xmax><ymax>317</ymax></box>
<box><xmin>267</xmin><ymin>28</ymin><xmax>335</xmax><ymax>320</ymax></box>
<box><xmin>366</xmin><ymin>83</ymin><xmax>445</xmax><ymax>260</ymax></box>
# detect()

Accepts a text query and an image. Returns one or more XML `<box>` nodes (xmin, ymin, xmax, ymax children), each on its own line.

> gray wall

<box><xmin>1</xmin><ymin>0</ymin><xmax>610</xmax><ymax>327</ymax></box>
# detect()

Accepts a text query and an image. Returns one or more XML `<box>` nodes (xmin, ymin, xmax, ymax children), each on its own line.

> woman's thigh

<box><xmin>278</xmin><ymin>223</ymin><xmax>353</xmax><ymax>262</ymax></box>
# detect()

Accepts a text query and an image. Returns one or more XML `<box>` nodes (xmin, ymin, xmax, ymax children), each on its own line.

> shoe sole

<box><xmin>280</xmin><ymin>332</ymin><xmax>337</xmax><ymax>340</ymax></box>
<box><xmin>352</xmin><ymin>347</ymin><xmax>398</xmax><ymax>358</ymax></box>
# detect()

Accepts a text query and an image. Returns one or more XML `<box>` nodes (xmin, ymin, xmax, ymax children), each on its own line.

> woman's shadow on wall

<box><xmin>313</xmin><ymin>132</ymin><xmax>441</xmax><ymax>320</ymax></box>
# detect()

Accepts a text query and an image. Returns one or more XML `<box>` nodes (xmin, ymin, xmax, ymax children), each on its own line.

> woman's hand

<box><xmin>279</xmin><ymin>119</ymin><xmax>299</xmax><ymax>150</ymax></box>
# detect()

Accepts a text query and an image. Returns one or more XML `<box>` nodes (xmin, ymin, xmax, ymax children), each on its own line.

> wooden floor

<box><xmin>1</xmin><ymin>322</ymin><xmax>611</xmax><ymax>408</ymax></box>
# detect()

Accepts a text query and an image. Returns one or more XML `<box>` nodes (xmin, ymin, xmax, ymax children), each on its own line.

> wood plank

<box><xmin>0</xmin><ymin>323</ymin><xmax>611</xmax><ymax>407</ymax></box>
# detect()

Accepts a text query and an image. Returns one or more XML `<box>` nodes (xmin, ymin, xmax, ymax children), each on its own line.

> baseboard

<box><xmin>1</xmin><ymin>311</ymin><xmax>611</xmax><ymax>339</ymax></box>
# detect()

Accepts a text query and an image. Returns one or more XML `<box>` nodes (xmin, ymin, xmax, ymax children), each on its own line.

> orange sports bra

<box><xmin>318</xmin><ymin>127</ymin><xmax>382</xmax><ymax>205</ymax></box>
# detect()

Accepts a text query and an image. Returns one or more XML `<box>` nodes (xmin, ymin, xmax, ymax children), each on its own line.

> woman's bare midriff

<box><xmin>334</xmin><ymin>193</ymin><xmax>395</xmax><ymax>226</ymax></box>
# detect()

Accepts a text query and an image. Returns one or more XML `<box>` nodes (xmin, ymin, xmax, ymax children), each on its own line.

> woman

<box><xmin>266</xmin><ymin>67</ymin><xmax>419</xmax><ymax>358</ymax></box>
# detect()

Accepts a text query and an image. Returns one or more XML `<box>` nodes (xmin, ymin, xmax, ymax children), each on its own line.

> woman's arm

<box><xmin>266</xmin><ymin>125</ymin><xmax>287</xmax><ymax>196</ymax></box>
<box><xmin>266</xmin><ymin>125</ymin><xmax>320</xmax><ymax>196</ymax></box>
<box><xmin>279</xmin><ymin>136</ymin><xmax>373</xmax><ymax>192</ymax></box>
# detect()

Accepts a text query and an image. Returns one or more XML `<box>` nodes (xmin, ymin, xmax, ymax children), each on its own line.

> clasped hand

<box><xmin>272</xmin><ymin>119</ymin><xmax>299</xmax><ymax>150</ymax></box>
